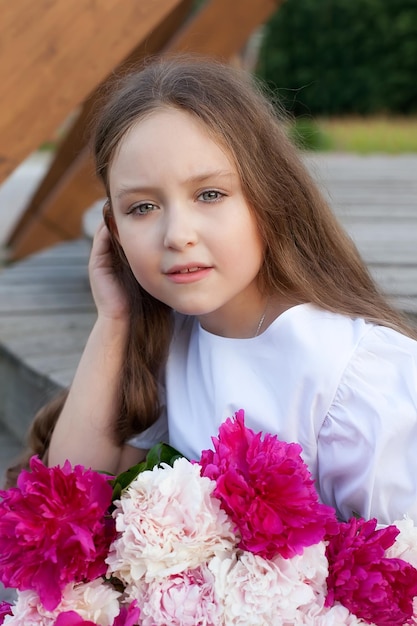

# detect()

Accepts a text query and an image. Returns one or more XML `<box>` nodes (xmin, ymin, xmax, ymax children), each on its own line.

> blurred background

<box><xmin>256</xmin><ymin>0</ymin><xmax>417</xmax><ymax>152</ymax></box>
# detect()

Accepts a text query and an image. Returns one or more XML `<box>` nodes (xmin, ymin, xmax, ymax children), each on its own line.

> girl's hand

<box><xmin>89</xmin><ymin>219</ymin><xmax>130</xmax><ymax>320</ymax></box>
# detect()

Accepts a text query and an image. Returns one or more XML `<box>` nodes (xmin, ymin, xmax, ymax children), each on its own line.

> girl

<box><xmin>45</xmin><ymin>55</ymin><xmax>417</xmax><ymax>524</ymax></box>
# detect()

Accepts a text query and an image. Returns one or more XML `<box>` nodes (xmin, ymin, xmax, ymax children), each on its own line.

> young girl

<box><xmin>44</xmin><ymin>55</ymin><xmax>417</xmax><ymax>525</ymax></box>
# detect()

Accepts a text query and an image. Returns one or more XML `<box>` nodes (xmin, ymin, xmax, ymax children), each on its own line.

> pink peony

<box><xmin>0</xmin><ymin>602</ymin><xmax>12</xmax><ymax>624</ymax></box>
<box><xmin>0</xmin><ymin>456</ymin><xmax>116</xmax><ymax>611</ymax></box>
<box><xmin>133</xmin><ymin>566</ymin><xmax>220</xmax><ymax>626</ymax></box>
<box><xmin>199</xmin><ymin>410</ymin><xmax>337</xmax><ymax>559</ymax></box>
<box><xmin>325</xmin><ymin>517</ymin><xmax>417</xmax><ymax>625</ymax></box>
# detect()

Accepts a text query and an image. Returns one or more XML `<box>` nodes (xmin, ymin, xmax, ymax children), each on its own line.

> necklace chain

<box><xmin>254</xmin><ymin>298</ymin><xmax>269</xmax><ymax>337</ymax></box>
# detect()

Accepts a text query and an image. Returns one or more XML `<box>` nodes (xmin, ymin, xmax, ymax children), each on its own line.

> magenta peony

<box><xmin>199</xmin><ymin>410</ymin><xmax>337</xmax><ymax>559</ymax></box>
<box><xmin>325</xmin><ymin>516</ymin><xmax>417</xmax><ymax>625</ymax></box>
<box><xmin>54</xmin><ymin>612</ymin><xmax>98</xmax><ymax>626</ymax></box>
<box><xmin>0</xmin><ymin>456</ymin><xmax>116</xmax><ymax>612</ymax></box>
<box><xmin>0</xmin><ymin>602</ymin><xmax>12</xmax><ymax>624</ymax></box>
<box><xmin>112</xmin><ymin>601</ymin><xmax>141</xmax><ymax>626</ymax></box>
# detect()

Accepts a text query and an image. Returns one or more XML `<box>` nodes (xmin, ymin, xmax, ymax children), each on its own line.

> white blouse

<box><xmin>129</xmin><ymin>303</ymin><xmax>417</xmax><ymax>524</ymax></box>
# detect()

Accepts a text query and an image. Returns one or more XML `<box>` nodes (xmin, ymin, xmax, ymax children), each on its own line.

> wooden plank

<box><xmin>342</xmin><ymin>218</ymin><xmax>417</xmax><ymax>236</ymax></box>
<box><xmin>6</xmin><ymin>0</ymin><xmax>194</xmax><ymax>251</ymax></box>
<box><xmin>6</xmin><ymin>0</ymin><xmax>281</xmax><ymax>260</ymax></box>
<box><xmin>3</xmin><ymin>238</ymin><xmax>90</xmax><ymax>269</ymax></box>
<box><xmin>5</xmin><ymin>104</ymin><xmax>98</xmax><ymax>244</ymax></box>
<box><xmin>4</xmin><ymin>330</ymin><xmax>94</xmax><ymax>358</ymax></box>
<box><xmin>0</xmin><ymin>271</ymin><xmax>90</xmax><ymax>286</ymax></box>
<box><xmin>0</xmin><ymin>312</ymin><xmax>94</xmax><ymax>335</ymax></box>
<box><xmin>0</xmin><ymin>295</ymin><xmax>94</xmax><ymax>315</ymax></box>
<box><xmin>394</xmin><ymin>297</ymin><xmax>417</xmax><ymax>317</ymax></box>
<box><xmin>167</xmin><ymin>0</ymin><xmax>279</xmax><ymax>57</ymax></box>
<box><xmin>327</xmin><ymin>204</ymin><xmax>417</xmax><ymax>219</ymax></box>
<box><xmin>0</xmin><ymin>284</ymin><xmax>92</xmax><ymax>298</ymax></box>
<box><xmin>369</xmin><ymin>266</ymin><xmax>417</xmax><ymax>296</ymax></box>
<box><xmin>25</xmin><ymin>352</ymin><xmax>85</xmax><ymax>375</ymax></box>
<box><xmin>361</xmin><ymin>245</ymin><xmax>417</xmax><ymax>266</ymax></box>
<box><xmin>0</xmin><ymin>0</ymin><xmax>187</xmax><ymax>183</ymax></box>
<box><xmin>6</xmin><ymin>149</ymin><xmax>104</xmax><ymax>258</ymax></box>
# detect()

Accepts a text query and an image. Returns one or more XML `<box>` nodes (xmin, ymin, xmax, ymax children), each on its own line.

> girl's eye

<box><xmin>128</xmin><ymin>202</ymin><xmax>157</xmax><ymax>215</ymax></box>
<box><xmin>198</xmin><ymin>190</ymin><xmax>224</xmax><ymax>202</ymax></box>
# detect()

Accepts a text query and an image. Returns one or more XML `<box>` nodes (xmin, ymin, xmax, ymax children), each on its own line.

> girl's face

<box><xmin>109</xmin><ymin>107</ymin><xmax>265</xmax><ymax>337</ymax></box>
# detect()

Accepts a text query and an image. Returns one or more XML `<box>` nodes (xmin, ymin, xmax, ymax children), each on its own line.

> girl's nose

<box><xmin>163</xmin><ymin>207</ymin><xmax>198</xmax><ymax>250</ymax></box>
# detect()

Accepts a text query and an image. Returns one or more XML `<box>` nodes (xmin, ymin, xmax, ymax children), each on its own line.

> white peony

<box><xmin>298</xmin><ymin>603</ymin><xmax>374</xmax><ymax>625</ymax></box>
<box><xmin>106</xmin><ymin>458</ymin><xmax>236</xmax><ymax>585</ymax></box>
<box><xmin>210</xmin><ymin>549</ymin><xmax>322</xmax><ymax>625</ymax></box>
<box><xmin>58</xmin><ymin>579</ymin><xmax>122</xmax><ymax>625</ymax></box>
<box><xmin>4</xmin><ymin>580</ymin><xmax>121</xmax><ymax>626</ymax></box>
<box><xmin>383</xmin><ymin>516</ymin><xmax>417</xmax><ymax>568</ymax></box>
<box><xmin>3</xmin><ymin>590</ymin><xmax>54</xmax><ymax>626</ymax></box>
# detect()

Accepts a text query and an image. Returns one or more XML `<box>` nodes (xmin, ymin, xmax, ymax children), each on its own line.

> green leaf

<box><xmin>145</xmin><ymin>442</ymin><xmax>184</xmax><ymax>470</ymax></box>
<box><xmin>110</xmin><ymin>442</ymin><xmax>185</xmax><ymax>502</ymax></box>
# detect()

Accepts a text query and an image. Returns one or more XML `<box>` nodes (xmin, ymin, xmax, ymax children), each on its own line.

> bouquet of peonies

<box><xmin>1</xmin><ymin>410</ymin><xmax>417</xmax><ymax>625</ymax></box>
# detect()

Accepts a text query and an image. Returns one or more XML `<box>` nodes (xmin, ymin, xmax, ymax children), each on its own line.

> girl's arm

<box><xmin>48</xmin><ymin>220</ymin><xmax>132</xmax><ymax>473</ymax></box>
<box><xmin>117</xmin><ymin>444</ymin><xmax>148</xmax><ymax>474</ymax></box>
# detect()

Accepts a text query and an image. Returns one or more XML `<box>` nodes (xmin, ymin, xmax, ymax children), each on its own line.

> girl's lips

<box><xmin>174</xmin><ymin>266</ymin><xmax>204</xmax><ymax>274</ymax></box>
<box><xmin>165</xmin><ymin>266</ymin><xmax>212</xmax><ymax>284</ymax></box>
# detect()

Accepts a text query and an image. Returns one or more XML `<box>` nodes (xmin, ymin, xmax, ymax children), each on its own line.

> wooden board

<box><xmin>5</xmin><ymin>0</ymin><xmax>195</xmax><ymax>256</ymax></box>
<box><xmin>0</xmin><ymin>0</ymin><xmax>187</xmax><ymax>182</ymax></box>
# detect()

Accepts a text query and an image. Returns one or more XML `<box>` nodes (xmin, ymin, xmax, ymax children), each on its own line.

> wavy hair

<box><xmin>8</xmin><ymin>55</ymin><xmax>415</xmax><ymax>485</ymax></box>
<box><xmin>93</xmin><ymin>55</ymin><xmax>416</xmax><ymax>442</ymax></box>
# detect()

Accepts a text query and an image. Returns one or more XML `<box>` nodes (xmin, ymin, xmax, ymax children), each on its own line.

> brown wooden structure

<box><xmin>1</xmin><ymin>0</ymin><xmax>281</xmax><ymax>260</ymax></box>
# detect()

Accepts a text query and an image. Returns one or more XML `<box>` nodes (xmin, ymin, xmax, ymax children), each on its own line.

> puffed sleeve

<box><xmin>317</xmin><ymin>325</ymin><xmax>417</xmax><ymax>524</ymax></box>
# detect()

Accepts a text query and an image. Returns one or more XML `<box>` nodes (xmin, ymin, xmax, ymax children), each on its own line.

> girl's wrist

<box><xmin>94</xmin><ymin>313</ymin><xmax>130</xmax><ymax>338</ymax></box>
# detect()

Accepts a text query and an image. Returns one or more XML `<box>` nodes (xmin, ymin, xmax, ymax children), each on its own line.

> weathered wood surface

<box><xmin>0</xmin><ymin>154</ymin><xmax>416</xmax><ymax>450</ymax></box>
<box><xmin>307</xmin><ymin>154</ymin><xmax>417</xmax><ymax>316</ymax></box>
<box><xmin>0</xmin><ymin>0</ymin><xmax>190</xmax><ymax>183</ymax></box>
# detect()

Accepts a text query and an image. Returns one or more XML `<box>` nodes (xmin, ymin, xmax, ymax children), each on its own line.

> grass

<box><xmin>303</xmin><ymin>116</ymin><xmax>417</xmax><ymax>154</ymax></box>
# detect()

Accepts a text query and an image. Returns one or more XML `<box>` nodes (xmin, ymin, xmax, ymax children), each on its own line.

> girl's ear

<box><xmin>102</xmin><ymin>199</ymin><xmax>119</xmax><ymax>241</ymax></box>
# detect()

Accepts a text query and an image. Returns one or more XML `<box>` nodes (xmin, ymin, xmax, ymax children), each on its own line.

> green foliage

<box><xmin>257</xmin><ymin>0</ymin><xmax>417</xmax><ymax>116</ymax></box>
<box><xmin>111</xmin><ymin>442</ymin><xmax>184</xmax><ymax>502</ymax></box>
<box><xmin>288</xmin><ymin>117</ymin><xmax>334</xmax><ymax>150</ymax></box>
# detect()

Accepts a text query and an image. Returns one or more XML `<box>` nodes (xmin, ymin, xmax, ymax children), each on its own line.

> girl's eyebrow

<box><xmin>114</xmin><ymin>170</ymin><xmax>236</xmax><ymax>200</ymax></box>
<box><xmin>183</xmin><ymin>169</ymin><xmax>236</xmax><ymax>185</ymax></box>
<box><xmin>115</xmin><ymin>185</ymin><xmax>157</xmax><ymax>200</ymax></box>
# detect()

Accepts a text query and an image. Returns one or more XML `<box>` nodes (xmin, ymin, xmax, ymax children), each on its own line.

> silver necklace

<box><xmin>254</xmin><ymin>298</ymin><xmax>270</xmax><ymax>337</ymax></box>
